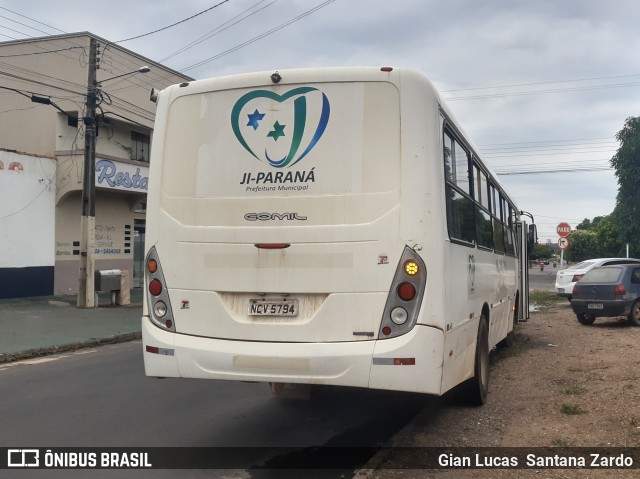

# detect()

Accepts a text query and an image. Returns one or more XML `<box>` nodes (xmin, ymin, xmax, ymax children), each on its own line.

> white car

<box><xmin>555</xmin><ymin>257</ymin><xmax>640</xmax><ymax>301</ymax></box>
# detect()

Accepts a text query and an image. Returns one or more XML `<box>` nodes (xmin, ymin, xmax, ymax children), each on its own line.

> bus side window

<box><xmin>502</xmin><ymin>204</ymin><xmax>515</xmax><ymax>256</ymax></box>
<box><xmin>473</xmin><ymin>163</ymin><xmax>493</xmax><ymax>249</ymax></box>
<box><xmin>444</xmin><ymin>130</ymin><xmax>475</xmax><ymax>245</ymax></box>
<box><xmin>490</xmin><ymin>184</ymin><xmax>505</xmax><ymax>253</ymax></box>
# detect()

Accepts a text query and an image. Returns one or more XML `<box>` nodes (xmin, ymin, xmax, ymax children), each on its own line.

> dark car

<box><xmin>571</xmin><ymin>264</ymin><xmax>640</xmax><ymax>326</ymax></box>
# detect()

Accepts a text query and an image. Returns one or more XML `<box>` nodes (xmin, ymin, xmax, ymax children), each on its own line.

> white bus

<box><xmin>143</xmin><ymin>67</ymin><xmax>533</xmax><ymax>404</ymax></box>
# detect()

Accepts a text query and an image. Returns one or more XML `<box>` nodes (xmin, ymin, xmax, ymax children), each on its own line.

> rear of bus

<box><xmin>142</xmin><ymin>67</ymin><xmax>445</xmax><ymax>394</ymax></box>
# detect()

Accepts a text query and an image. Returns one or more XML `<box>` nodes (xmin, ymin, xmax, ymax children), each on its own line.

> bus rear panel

<box><xmin>143</xmin><ymin>67</ymin><xmax>519</xmax><ymax>397</ymax></box>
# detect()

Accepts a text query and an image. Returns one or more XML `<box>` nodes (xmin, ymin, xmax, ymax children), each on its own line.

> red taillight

<box><xmin>614</xmin><ymin>284</ymin><xmax>626</xmax><ymax>296</ymax></box>
<box><xmin>572</xmin><ymin>274</ymin><xmax>584</xmax><ymax>282</ymax></box>
<box><xmin>145</xmin><ymin>247</ymin><xmax>176</xmax><ymax>333</ymax></box>
<box><xmin>572</xmin><ymin>285</ymin><xmax>578</xmax><ymax>297</ymax></box>
<box><xmin>397</xmin><ymin>282</ymin><xmax>416</xmax><ymax>301</ymax></box>
<box><xmin>379</xmin><ymin>247</ymin><xmax>426</xmax><ymax>340</ymax></box>
<box><xmin>149</xmin><ymin>279</ymin><xmax>163</xmax><ymax>296</ymax></box>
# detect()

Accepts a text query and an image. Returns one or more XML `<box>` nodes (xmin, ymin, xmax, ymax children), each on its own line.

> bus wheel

<box><xmin>465</xmin><ymin>316</ymin><xmax>489</xmax><ymax>406</ymax></box>
<box><xmin>576</xmin><ymin>313</ymin><xmax>596</xmax><ymax>325</ymax></box>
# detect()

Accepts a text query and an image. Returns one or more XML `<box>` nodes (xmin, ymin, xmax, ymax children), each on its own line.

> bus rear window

<box><xmin>161</xmin><ymin>82</ymin><xmax>401</xmax><ymax>199</ymax></box>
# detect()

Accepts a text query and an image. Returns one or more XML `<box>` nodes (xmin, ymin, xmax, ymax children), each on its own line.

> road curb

<box><xmin>0</xmin><ymin>332</ymin><xmax>142</xmax><ymax>364</ymax></box>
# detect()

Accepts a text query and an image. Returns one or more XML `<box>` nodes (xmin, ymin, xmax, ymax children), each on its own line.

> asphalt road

<box><xmin>0</xmin><ymin>342</ymin><xmax>432</xmax><ymax>478</ymax></box>
<box><xmin>528</xmin><ymin>265</ymin><xmax>556</xmax><ymax>292</ymax></box>
<box><xmin>1</xmin><ymin>273</ymin><xmax>558</xmax><ymax>478</ymax></box>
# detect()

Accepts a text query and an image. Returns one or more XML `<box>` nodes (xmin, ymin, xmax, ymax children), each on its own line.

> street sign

<box><xmin>558</xmin><ymin>237</ymin><xmax>569</xmax><ymax>250</ymax></box>
<box><xmin>557</xmin><ymin>222</ymin><xmax>571</xmax><ymax>238</ymax></box>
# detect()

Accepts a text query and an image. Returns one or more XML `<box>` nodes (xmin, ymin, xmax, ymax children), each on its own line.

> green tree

<box><xmin>565</xmin><ymin>230</ymin><xmax>599</xmax><ymax>262</ymax></box>
<box><xmin>594</xmin><ymin>212</ymin><xmax>625</xmax><ymax>257</ymax></box>
<box><xmin>531</xmin><ymin>243</ymin><xmax>554</xmax><ymax>260</ymax></box>
<box><xmin>576</xmin><ymin>216</ymin><xmax>604</xmax><ymax>231</ymax></box>
<box><xmin>610</xmin><ymin>116</ymin><xmax>640</xmax><ymax>256</ymax></box>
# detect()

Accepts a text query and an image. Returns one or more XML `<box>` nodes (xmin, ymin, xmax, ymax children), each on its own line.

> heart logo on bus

<box><xmin>231</xmin><ymin>87</ymin><xmax>330</xmax><ymax>168</ymax></box>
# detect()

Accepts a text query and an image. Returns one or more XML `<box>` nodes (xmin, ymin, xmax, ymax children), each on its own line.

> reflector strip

<box><xmin>145</xmin><ymin>345</ymin><xmax>175</xmax><ymax>356</ymax></box>
<box><xmin>372</xmin><ymin>358</ymin><xmax>416</xmax><ymax>366</ymax></box>
<box><xmin>394</xmin><ymin>358</ymin><xmax>415</xmax><ymax>366</ymax></box>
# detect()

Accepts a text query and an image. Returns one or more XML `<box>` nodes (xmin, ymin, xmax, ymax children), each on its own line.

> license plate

<box><xmin>588</xmin><ymin>303</ymin><xmax>604</xmax><ymax>310</ymax></box>
<box><xmin>558</xmin><ymin>288</ymin><xmax>565</xmax><ymax>294</ymax></box>
<box><xmin>249</xmin><ymin>299</ymin><xmax>299</xmax><ymax>316</ymax></box>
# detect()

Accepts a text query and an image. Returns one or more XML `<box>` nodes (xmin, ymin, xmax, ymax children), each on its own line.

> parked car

<box><xmin>570</xmin><ymin>264</ymin><xmax>640</xmax><ymax>326</ymax></box>
<box><xmin>555</xmin><ymin>257</ymin><xmax>640</xmax><ymax>301</ymax></box>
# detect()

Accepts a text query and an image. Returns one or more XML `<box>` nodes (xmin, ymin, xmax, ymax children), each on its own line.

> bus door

<box><xmin>516</xmin><ymin>220</ymin><xmax>531</xmax><ymax>322</ymax></box>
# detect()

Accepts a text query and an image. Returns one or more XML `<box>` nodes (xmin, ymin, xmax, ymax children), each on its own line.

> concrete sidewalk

<box><xmin>0</xmin><ymin>290</ymin><xmax>143</xmax><ymax>363</ymax></box>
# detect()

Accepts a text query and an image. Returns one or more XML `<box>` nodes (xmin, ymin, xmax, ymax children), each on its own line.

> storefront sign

<box><xmin>95</xmin><ymin>159</ymin><xmax>149</xmax><ymax>192</ymax></box>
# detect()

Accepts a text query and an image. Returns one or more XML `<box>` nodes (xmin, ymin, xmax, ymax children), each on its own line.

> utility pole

<box><xmin>77</xmin><ymin>37</ymin><xmax>98</xmax><ymax>308</ymax></box>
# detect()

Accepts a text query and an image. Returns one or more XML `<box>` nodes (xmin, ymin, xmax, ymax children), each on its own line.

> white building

<box><xmin>0</xmin><ymin>32</ymin><xmax>192</xmax><ymax>298</ymax></box>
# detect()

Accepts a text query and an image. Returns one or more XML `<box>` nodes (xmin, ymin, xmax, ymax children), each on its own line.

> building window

<box><xmin>67</xmin><ymin>115</ymin><xmax>79</xmax><ymax>128</ymax></box>
<box><xmin>131</xmin><ymin>131</ymin><xmax>150</xmax><ymax>162</ymax></box>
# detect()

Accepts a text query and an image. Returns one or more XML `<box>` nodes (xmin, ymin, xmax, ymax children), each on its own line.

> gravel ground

<box><xmin>362</xmin><ymin>299</ymin><xmax>640</xmax><ymax>479</ymax></box>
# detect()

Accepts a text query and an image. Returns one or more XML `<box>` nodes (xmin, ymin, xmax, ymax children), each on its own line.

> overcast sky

<box><xmin>2</xmin><ymin>0</ymin><xmax>639</xmax><ymax>243</ymax></box>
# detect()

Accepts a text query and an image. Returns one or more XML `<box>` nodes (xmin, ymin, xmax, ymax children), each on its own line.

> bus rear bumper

<box><xmin>143</xmin><ymin>318</ymin><xmax>444</xmax><ymax>395</ymax></box>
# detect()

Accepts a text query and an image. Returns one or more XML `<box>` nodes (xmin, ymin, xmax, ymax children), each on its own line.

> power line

<box><xmin>478</xmin><ymin>137</ymin><xmax>616</xmax><ymax>147</ymax></box>
<box><xmin>0</xmin><ymin>23</ymin><xmax>35</xmax><ymax>38</ymax></box>
<box><xmin>116</xmin><ymin>0</ymin><xmax>231</xmax><ymax>43</ymax></box>
<box><xmin>0</xmin><ymin>7</ymin><xmax>66</xmax><ymax>35</ymax></box>
<box><xmin>441</xmin><ymin>73</ymin><xmax>640</xmax><ymax>93</ymax></box>
<box><xmin>159</xmin><ymin>0</ymin><xmax>277</xmax><ymax>63</ymax></box>
<box><xmin>480</xmin><ymin>140</ymin><xmax>617</xmax><ymax>152</ymax></box>
<box><xmin>496</xmin><ymin>166</ymin><xmax>612</xmax><ymax>176</ymax></box>
<box><xmin>0</xmin><ymin>69</ymin><xmax>85</xmax><ymax>96</ymax></box>
<box><xmin>484</xmin><ymin>148</ymin><xmax>617</xmax><ymax>159</ymax></box>
<box><xmin>0</xmin><ymin>25</ymin><xmax>92</xmax><ymax>70</ymax></box>
<box><xmin>0</xmin><ymin>14</ymin><xmax>57</xmax><ymax>37</ymax></box>
<box><xmin>181</xmin><ymin>0</ymin><xmax>336</xmax><ymax>72</ymax></box>
<box><xmin>0</xmin><ymin>46</ymin><xmax>83</xmax><ymax>58</ymax></box>
<box><xmin>444</xmin><ymin>81</ymin><xmax>640</xmax><ymax>101</ymax></box>
<box><xmin>492</xmin><ymin>158</ymin><xmax>611</xmax><ymax>170</ymax></box>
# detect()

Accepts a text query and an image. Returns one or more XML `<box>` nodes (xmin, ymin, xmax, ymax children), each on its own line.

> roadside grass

<box><xmin>563</xmin><ymin>386</ymin><xmax>588</xmax><ymax>395</ymax></box>
<box><xmin>488</xmin><ymin>290</ymin><xmax>567</xmax><ymax>365</ymax></box>
<box><xmin>630</xmin><ymin>415</ymin><xmax>640</xmax><ymax>439</ymax></box>
<box><xmin>550</xmin><ymin>437</ymin><xmax>573</xmax><ymax>447</ymax></box>
<box><xmin>529</xmin><ymin>290</ymin><xmax>567</xmax><ymax>307</ymax></box>
<box><xmin>490</xmin><ymin>326</ymin><xmax>530</xmax><ymax>364</ymax></box>
<box><xmin>560</xmin><ymin>404</ymin><xmax>586</xmax><ymax>415</ymax></box>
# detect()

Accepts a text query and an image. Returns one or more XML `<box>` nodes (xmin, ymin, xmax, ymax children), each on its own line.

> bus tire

<box><xmin>465</xmin><ymin>315</ymin><xmax>489</xmax><ymax>406</ymax></box>
<box><xmin>576</xmin><ymin>313</ymin><xmax>596</xmax><ymax>325</ymax></box>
